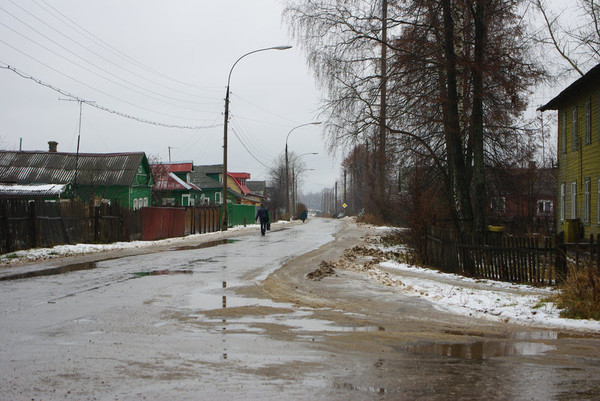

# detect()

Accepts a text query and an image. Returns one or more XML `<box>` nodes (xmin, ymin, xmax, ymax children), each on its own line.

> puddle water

<box><xmin>400</xmin><ymin>340</ymin><xmax>555</xmax><ymax>359</ymax></box>
<box><xmin>170</xmin><ymin>238</ymin><xmax>240</xmax><ymax>251</ymax></box>
<box><xmin>132</xmin><ymin>269</ymin><xmax>193</xmax><ymax>278</ymax></box>
<box><xmin>0</xmin><ymin>261</ymin><xmax>98</xmax><ymax>281</ymax></box>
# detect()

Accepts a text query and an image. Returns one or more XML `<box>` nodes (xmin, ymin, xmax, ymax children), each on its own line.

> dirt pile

<box><xmin>308</xmin><ymin>243</ymin><xmax>405</xmax><ymax>288</ymax></box>
<box><xmin>306</xmin><ymin>261</ymin><xmax>338</xmax><ymax>281</ymax></box>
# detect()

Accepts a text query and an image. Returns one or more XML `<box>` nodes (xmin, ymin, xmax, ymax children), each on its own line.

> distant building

<box><xmin>539</xmin><ymin>63</ymin><xmax>600</xmax><ymax>237</ymax></box>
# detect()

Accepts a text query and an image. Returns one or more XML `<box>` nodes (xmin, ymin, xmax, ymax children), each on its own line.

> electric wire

<box><xmin>230</xmin><ymin>127</ymin><xmax>272</xmax><ymax>169</ymax></box>
<box><xmin>0</xmin><ymin>62</ymin><xmax>220</xmax><ymax>130</ymax></box>
<box><xmin>31</xmin><ymin>0</ymin><xmax>222</xmax><ymax>94</ymax></box>
<box><xmin>0</xmin><ymin>10</ymin><xmax>216</xmax><ymax>109</ymax></box>
<box><xmin>0</xmin><ymin>44</ymin><xmax>214</xmax><ymax>122</ymax></box>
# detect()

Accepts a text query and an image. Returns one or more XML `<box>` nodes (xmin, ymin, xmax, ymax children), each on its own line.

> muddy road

<box><xmin>1</xmin><ymin>218</ymin><xmax>599</xmax><ymax>400</ymax></box>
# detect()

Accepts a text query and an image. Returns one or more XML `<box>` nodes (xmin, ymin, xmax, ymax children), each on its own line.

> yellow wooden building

<box><xmin>539</xmin><ymin>64</ymin><xmax>600</xmax><ymax>238</ymax></box>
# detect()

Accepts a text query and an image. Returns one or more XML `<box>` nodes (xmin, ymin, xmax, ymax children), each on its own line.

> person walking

<box><xmin>301</xmin><ymin>210</ymin><xmax>307</xmax><ymax>223</ymax></box>
<box><xmin>255</xmin><ymin>205</ymin><xmax>270</xmax><ymax>236</ymax></box>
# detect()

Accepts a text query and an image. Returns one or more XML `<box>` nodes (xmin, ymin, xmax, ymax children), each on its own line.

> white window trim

<box><xmin>215</xmin><ymin>192</ymin><xmax>222</xmax><ymax>204</ymax></box>
<box><xmin>585</xmin><ymin>99</ymin><xmax>592</xmax><ymax>145</ymax></box>
<box><xmin>584</xmin><ymin>178</ymin><xmax>591</xmax><ymax>223</ymax></box>
<box><xmin>560</xmin><ymin>183</ymin><xmax>566</xmax><ymax>221</ymax></box>
<box><xmin>571</xmin><ymin>181</ymin><xmax>577</xmax><ymax>219</ymax></box>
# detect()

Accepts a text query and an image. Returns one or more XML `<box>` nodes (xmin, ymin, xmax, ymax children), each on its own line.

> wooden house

<box><xmin>539</xmin><ymin>63</ymin><xmax>600</xmax><ymax>237</ymax></box>
<box><xmin>190</xmin><ymin>164</ymin><xmax>261</xmax><ymax>206</ymax></box>
<box><xmin>150</xmin><ymin>161</ymin><xmax>202</xmax><ymax>206</ymax></box>
<box><xmin>0</xmin><ymin>147</ymin><xmax>153</xmax><ymax>209</ymax></box>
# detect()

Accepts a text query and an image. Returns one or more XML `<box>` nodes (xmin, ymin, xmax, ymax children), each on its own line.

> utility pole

<box><xmin>60</xmin><ymin>98</ymin><xmax>92</xmax><ymax>199</ymax></box>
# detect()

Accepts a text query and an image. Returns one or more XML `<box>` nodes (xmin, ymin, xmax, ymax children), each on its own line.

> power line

<box><xmin>0</xmin><ymin>63</ymin><xmax>221</xmax><ymax>130</ymax></box>
<box><xmin>231</xmin><ymin>127</ymin><xmax>272</xmax><ymax>169</ymax></box>
<box><xmin>0</xmin><ymin>10</ymin><xmax>216</xmax><ymax>109</ymax></box>
<box><xmin>30</xmin><ymin>0</ymin><xmax>222</xmax><ymax>94</ymax></box>
<box><xmin>0</xmin><ymin>43</ymin><xmax>212</xmax><ymax>121</ymax></box>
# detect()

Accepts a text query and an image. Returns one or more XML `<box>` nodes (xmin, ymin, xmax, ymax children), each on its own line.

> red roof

<box><xmin>228</xmin><ymin>172</ymin><xmax>251</xmax><ymax>195</ymax></box>
<box><xmin>159</xmin><ymin>161</ymin><xmax>194</xmax><ymax>173</ymax></box>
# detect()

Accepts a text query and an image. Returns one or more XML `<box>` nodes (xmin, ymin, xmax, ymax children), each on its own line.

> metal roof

<box><xmin>0</xmin><ymin>151</ymin><xmax>146</xmax><ymax>186</ymax></box>
<box><xmin>538</xmin><ymin>63</ymin><xmax>600</xmax><ymax>111</ymax></box>
<box><xmin>190</xmin><ymin>164</ymin><xmax>222</xmax><ymax>189</ymax></box>
<box><xmin>0</xmin><ymin>183</ymin><xmax>67</xmax><ymax>197</ymax></box>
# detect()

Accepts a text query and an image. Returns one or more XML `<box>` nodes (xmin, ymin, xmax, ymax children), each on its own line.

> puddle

<box><xmin>132</xmin><ymin>269</ymin><xmax>193</xmax><ymax>278</ymax></box>
<box><xmin>400</xmin><ymin>340</ymin><xmax>555</xmax><ymax>360</ymax></box>
<box><xmin>170</xmin><ymin>239</ymin><xmax>240</xmax><ymax>251</ymax></box>
<box><xmin>0</xmin><ymin>261</ymin><xmax>98</xmax><ymax>281</ymax></box>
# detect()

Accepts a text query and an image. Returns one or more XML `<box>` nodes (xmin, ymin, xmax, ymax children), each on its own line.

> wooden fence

<box><xmin>426</xmin><ymin>226</ymin><xmax>559</xmax><ymax>285</ymax></box>
<box><xmin>0</xmin><ymin>200</ymin><xmax>223</xmax><ymax>254</ymax></box>
<box><xmin>0</xmin><ymin>199</ymin><xmax>141</xmax><ymax>254</ymax></box>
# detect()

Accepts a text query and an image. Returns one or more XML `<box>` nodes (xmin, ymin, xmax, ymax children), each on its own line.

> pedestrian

<box><xmin>255</xmin><ymin>204</ymin><xmax>270</xmax><ymax>236</ymax></box>
<box><xmin>301</xmin><ymin>209</ymin><xmax>307</xmax><ymax>223</ymax></box>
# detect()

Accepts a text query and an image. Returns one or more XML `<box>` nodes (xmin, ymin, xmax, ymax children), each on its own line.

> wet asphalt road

<box><xmin>1</xmin><ymin>218</ymin><xmax>600</xmax><ymax>400</ymax></box>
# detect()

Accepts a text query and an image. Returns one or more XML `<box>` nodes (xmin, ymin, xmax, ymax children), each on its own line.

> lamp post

<box><xmin>285</xmin><ymin>122</ymin><xmax>321</xmax><ymax>218</ymax></box>
<box><xmin>221</xmin><ymin>46</ymin><xmax>292</xmax><ymax>231</ymax></box>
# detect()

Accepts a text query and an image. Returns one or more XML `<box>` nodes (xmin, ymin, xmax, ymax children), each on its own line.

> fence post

<box><xmin>1</xmin><ymin>201</ymin><xmax>11</xmax><ymax>253</ymax></box>
<box><xmin>555</xmin><ymin>232</ymin><xmax>567</xmax><ymax>284</ymax></box>
<box><xmin>29</xmin><ymin>200</ymin><xmax>38</xmax><ymax>249</ymax></box>
<box><xmin>94</xmin><ymin>206</ymin><xmax>101</xmax><ymax>242</ymax></box>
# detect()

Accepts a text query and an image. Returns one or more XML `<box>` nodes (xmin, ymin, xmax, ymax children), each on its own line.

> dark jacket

<box><xmin>255</xmin><ymin>207</ymin><xmax>269</xmax><ymax>222</ymax></box>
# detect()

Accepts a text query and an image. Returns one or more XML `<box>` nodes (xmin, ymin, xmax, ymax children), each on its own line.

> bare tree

<box><xmin>533</xmin><ymin>0</ymin><xmax>600</xmax><ymax>76</ymax></box>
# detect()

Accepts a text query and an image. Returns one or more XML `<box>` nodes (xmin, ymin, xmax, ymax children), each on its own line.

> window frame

<box><xmin>571</xmin><ymin>181</ymin><xmax>577</xmax><ymax>219</ymax></box>
<box><xmin>584</xmin><ymin>178</ymin><xmax>591</xmax><ymax>223</ymax></box>
<box><xmin>560</xmin><ymin>183</ymin><xmax>566</xmax><ymax>221</ymax></box>
<box><xmin>561</xmin><ymin>112</ymin><xmax>567</xmax><ymax>153</ymax></box>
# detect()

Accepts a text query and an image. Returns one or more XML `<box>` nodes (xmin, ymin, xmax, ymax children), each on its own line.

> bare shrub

<box><xmin>555</xmin><ymin>265</ymin><xmax>600</xmax><ymax>320</ymax></box>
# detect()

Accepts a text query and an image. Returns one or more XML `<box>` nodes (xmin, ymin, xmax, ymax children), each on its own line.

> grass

<box><xmin>554</xmin><ymin>264</ymin><xmax>600</xmax><ymax>320</ymax></box>
<box><xmin>4</xmin><ymin>253</ymin><xmax>19</xmax><ymax>259</ymax></box>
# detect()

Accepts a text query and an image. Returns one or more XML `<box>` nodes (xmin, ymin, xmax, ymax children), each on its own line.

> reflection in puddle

<box><xmin>170</xmin><ymin>239</ymin><xmax>240</xmax><ymax>251</ymax></box>
<box><xmin>0</xmin><ymin>261</ymin><xmax>97</xmax><ymax>281</ymax></box>
<box><xmin>401</xmin><ymin>340</ymin><xmax>555</xmax><ymax>359</ymax></box>
<box><xmin>132</xmin><ymin>269</ymin><xmax>193</xmax><ymax>277</ymax></box>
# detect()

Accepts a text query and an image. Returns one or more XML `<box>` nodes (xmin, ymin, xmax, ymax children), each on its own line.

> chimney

<box><xmin>48</xmin><ymin>141</ymin><xmax>58</xmax><ymax>152</ymax></box>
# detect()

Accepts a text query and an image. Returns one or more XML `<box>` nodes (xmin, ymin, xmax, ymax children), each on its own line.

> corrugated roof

<box><xmin>190</xmin><ymin>164</ymin><xmax>222</xmax><ymax>189</ymax></box>
<box><xmin>247</xmin><ymin>180</ymin><xmax>266</xmax><ymax>194</ymax></box>
<box><xmin>0</xmin><ymin>183</ymin><xmax>67</xmax><ymax>197</ymax></box>
<box><xmin>0</xmin><ymin>151</ymin><xmax>145</xmax><ymax>186</ymax></box>
<box><xmin>538</xmin><ymin>64</ymin><xmax>600</xmax><ymax>111</ymax></box>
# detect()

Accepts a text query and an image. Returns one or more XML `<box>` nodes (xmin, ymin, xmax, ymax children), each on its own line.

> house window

<box><xmin>572</xmin><ymin>107</ymin><xmax>578</xmax><ymax>150</ymax></box>
<box><xmin>584</xmin><ymin>178</ymin><xmax>591</xmax><ymax>223</ymax></box>
<box><xmin>144</xmin><ymin>198</ymin><xmax>148</xmax><ymax>207</ymax></box>
<box><xmin>561</xmin><ymin>112</ymin><xmax>567</xmax><ymax>153</ymax></box>
<box><xmin>537</xmin><ymin>200</ymin><xmax>553</xmax><ymax>215</ymax></box>
<box><xmin>133</xmin><ymin>198</ymin><xmax>139</xmax><ymax>210</ymax></box>
<box><xmin>491</xmin><ymin>197</ymin><xmax>505</xmax><ymax>213</ymax></box>
<box><xmin>571</xmin><ymin>181</ymin><xmax>577</xmax><ymax>218</ymax></box>
<box><xmin>560</xmin><ymin>183</ymin><xmax>566</xmax><ymax>221</ymax></box>
<box><xmin>585</xmin><ymin>99</ymin><xmax>592</xmax><ymax>145</ymax></box>
<box><xmin>215</xmin><ymin>192</ymin><xmax>222</xmax><ymax>204</ymax></box>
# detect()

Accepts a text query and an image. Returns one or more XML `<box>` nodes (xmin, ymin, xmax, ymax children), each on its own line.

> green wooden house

<box><xmin>539</xmin><ymin>63</ymin><xmax>600</xmax><ymax>238</ymax></box>
<box><xmin>0</xmin><ymin>149</ymin><xmax>153</xmax><ymax>209</ymax></box>
<box><xmin>150</xmin><ymin>161</ymin><xmax>202</xmax><ymax>206</ymax></box>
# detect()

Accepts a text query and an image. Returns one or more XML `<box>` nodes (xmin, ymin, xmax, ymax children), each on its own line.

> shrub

<box><xmin>555</xmin><ymin>265</ymin><xmax>600</xmax><ymax>320</ymax></box>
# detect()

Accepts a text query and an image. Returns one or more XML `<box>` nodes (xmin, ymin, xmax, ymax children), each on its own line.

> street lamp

<box><xmin>285</xmin><ymin>122</ymin><xmax>321</xmax><ymax>218</ymax></box>
<box><xmin>222</xmin><ymin>45</ymin><xmax>292</xmax><ymax>231</ymax></box>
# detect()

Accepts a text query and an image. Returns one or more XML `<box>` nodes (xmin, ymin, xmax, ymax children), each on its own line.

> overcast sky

<box><xmin>0</xmin><ymin>0</ymin><xmax>338</xmax><ymax>193</ymax></box>
<box><xmin>0</xmin><ymin>0</ymin><xmax>584</xmax><ymax>194</ymax></box>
